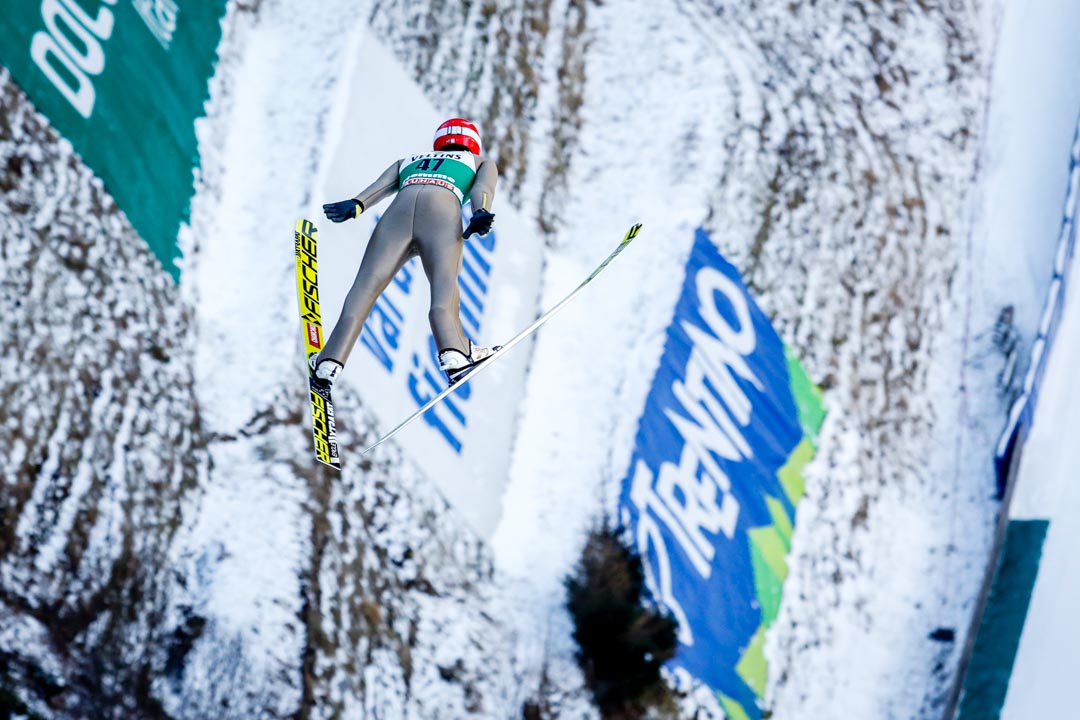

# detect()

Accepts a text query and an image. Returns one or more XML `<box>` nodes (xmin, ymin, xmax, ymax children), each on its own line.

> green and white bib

<box><xmin>398</xmin><ymin>152</ymin><xmax>477</xmax><ymax>205</ymax></box>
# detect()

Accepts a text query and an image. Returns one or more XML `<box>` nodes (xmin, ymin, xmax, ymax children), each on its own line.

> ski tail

<box><xmin>307</xmin><ymin>380</ymin><xmax>341</xmax><ymax>469</ymax></box>
<box><xmin>360</xmin><ymin>222</ymin><xmax>642</xmax><ymax>455</ymax></box>
<box><xmin>295</xmin><ymin>219</ymin><xmax>342</xmax><ymax>469</ymax></box>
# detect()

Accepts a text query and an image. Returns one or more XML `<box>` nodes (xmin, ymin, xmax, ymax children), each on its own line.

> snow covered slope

<box><xmin>972</xmin><ymin>3</ymin><xmax>1080</xmax><ymax>709</ymax></box>
<box><xmin>2</xmin><ymin>2</ymin><xmax>517</xmax><ymax>717</ymax></box>
<box><xmin>950</xmin><ymin>0</ymin><xmax>1080</xmax><ymax>715</ymax></box>
<box><xmin>370</xmin><ymin>0</ymin><xmax>1014</xmax><ymax>715</ymax></box>
<box><xmin>176</xmin><ymin>3</ymin><xmax>519</xmax><ymax>717</ymax></box>
<box><xmin>0</xmin><ymin>66</ymin><xmax>202</xmax><ymax>717</ymax></box>
<box><xmin>7</xmin><ymin>0</ymin><xmax>1072</xmax><ymax>717</ymax></box>
<box><xmin>1002</xmin><ymin>234</ymin><xmax>1080</xmax><ymax>715</ymax></box>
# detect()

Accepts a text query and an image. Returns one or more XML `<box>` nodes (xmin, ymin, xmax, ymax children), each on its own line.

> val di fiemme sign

<box><xmin>0</xmin><ymin>0</ymin><xmax>228</xmax><ymax>281</ymax></box>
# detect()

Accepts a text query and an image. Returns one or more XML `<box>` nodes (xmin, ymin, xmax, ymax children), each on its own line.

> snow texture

<box><xmin>1001</xmin><ymin>177</ymin><xmax>1080</xmax><ymax>718</ymax></box>
<box><xmin>170</xmin><ymin>1</ymin><xmax>518</xmax><ymax>717</ymax></box>
<box><xmin>5</xmin><ymin>0</ymin><xmax>1076</xmax><ymax>717</ymax></box>
<box><xmin>369</xmin><ymin>0</ymin><xmax>1012</xmax><ymax>717</ymax></box>
<box><xmin>2</xmin><ymin>1</ymin><xmax>515</xmax><ymax>717</ymax></box>
<box><xmin>992</xmin><ymin>5</ymin><xmax>1080</xmax><ymax>717</ymax></box>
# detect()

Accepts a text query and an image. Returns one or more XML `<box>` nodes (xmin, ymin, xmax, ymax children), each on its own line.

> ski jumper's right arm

<box><xmin>353</xmin><ymin>161</ymin><xmax>401</xmax><ymax>212</ymax></box>
<box><xmin>323</xmin><ymin>161</ymin><xmax>402</xmax><ymax>223</ymax></box>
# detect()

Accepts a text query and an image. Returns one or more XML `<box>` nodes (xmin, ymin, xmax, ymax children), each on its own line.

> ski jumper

<box><xmin>318</xmin><ymin>151</ymin><xmax>498</xmax><ymax>368</ymax></box>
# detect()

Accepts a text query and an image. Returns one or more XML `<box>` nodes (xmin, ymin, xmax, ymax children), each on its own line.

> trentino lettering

<box><xmin>629</xmin><ymin>261</ymin><xmax>765</xmax><ymax>645</ymax></box>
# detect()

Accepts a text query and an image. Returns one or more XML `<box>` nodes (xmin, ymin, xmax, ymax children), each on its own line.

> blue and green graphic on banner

<box><xmin>0</xmin><ymin>0</ymin><xmax>229</xmax><ymax>280</ymax></box>
<box><xmin>618</xmin><ymin>229</ymin><xmax>825</xmax><ymax>719</ymax></box>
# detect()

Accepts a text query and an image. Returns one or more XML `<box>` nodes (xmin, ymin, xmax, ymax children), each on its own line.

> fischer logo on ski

<box><xmin>309</xmin><ymin>383</ymin><xmax>339</xmax><ymax>465</ymax></box>
<box><xmin>294</xmin><ymin>218</ymin><xmax>342</xmax><ymax>469</ymax></box>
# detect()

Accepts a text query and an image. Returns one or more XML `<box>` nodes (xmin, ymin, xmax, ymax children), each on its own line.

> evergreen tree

<box><xmin>565</xmin><ymin>527</ymin><xmax>679</xmax><ymax>719</ymax></box>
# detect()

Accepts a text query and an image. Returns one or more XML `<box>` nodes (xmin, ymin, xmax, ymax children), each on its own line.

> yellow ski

<box><xmin>295</xmin><ymin>218</ymin><xmax>341</xmax><ymax>469</ymax></box>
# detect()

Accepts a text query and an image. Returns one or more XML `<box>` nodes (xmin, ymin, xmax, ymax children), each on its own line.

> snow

<box><xmin>984</xmin><ymin>4</ymin><xmax>1080</xmax><ymax>713</ymax></box>
<box><xmin>971</xmin><ymin>0</ymin><xmax>1080</xmax><ymax>351</ymax></box>
<box><xmin>1001</xmin><ymin>233</ymin><xmax>1080</xmax><ymax>717</ymax></box>
<box><xmin>490</xmin><ymin>0</ymin><xmax>735</xmax><ymax>711</ymax></box>
<box><xmin>949</xmin><ymin>0</ymin><xmax>1080</xmax><ymax>715</ymax></box>
<box><xmin>177</xmin><ymin>3</ymin><xmax>353</xmax><ymax>706</ymax></box>
<box><xmin>180</xmin><ymin>0</ymin><xmax>1016</xmax><ymax>715</ymax></box>
<box><xmin>189</xmin><ymin>8</ymin><xmax>323</xmax><ymax>433</ymax></box>
<box><xmin>490</xmin><ymin>0</ymin><xmax>997</xmax><ymax>715</ymax></box>
<box><xmin>166</xmin><ymin>2</ymin><xmax>519</xmax><ymax>716</ymax></box>
<box><xmin>4</xmin><ymin>0</ymin><xmax>1079</xmax><ymax>716</ymax></box>
<box><xmin>0</xmin><ymin>63</ymin><xmax>202</xmax><ymax>717</ymax></box>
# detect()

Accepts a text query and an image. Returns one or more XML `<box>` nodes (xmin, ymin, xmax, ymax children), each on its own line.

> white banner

<box><xmin>315</xmin><ymin>30</ymin><xmax>542</xmax><ymax>538</ymax></box>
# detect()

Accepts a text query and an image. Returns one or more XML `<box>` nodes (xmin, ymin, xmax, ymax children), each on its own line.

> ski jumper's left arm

<box><xmin>469</xmin><ymin>158</ymin><xmax>498</xmax><ymax>211</ymax></box>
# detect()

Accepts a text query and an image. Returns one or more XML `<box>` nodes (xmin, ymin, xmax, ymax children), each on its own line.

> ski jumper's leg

<box><xmin>319</xmin><ymin>195</ymin><xmax>417</xmax><ymax>367</ymax></box>
<box><xmin>414</xmin><ymin>188</ymin><xmax>470</xmax><ymax>355</ymax></box>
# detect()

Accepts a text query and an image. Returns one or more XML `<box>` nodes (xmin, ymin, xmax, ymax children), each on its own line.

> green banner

<box><xmin>958</xmin><ymin>519</ymin><xmax>1049</xmax><ymax>720</ymax></box>
<box><xmin>0</xmin><ymin>0</ymin><xmax>228</xmax><ymax>280</ymax></box>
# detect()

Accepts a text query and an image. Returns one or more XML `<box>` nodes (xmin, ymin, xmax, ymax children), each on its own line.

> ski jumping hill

<box><xmin>2</xmin><ymin>0</ymin><xmax>1080</xmax><ymax>718</ymax></box>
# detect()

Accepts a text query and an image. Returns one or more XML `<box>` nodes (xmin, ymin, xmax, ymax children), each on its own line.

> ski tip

<box><xmin>295</xmin><ymin>218</ymin><xmax>318</xmax><ymax>238</ymax></box>
<box><xmin>624</xmin><ymin>223</ymin><xmax>642</xmax><ymax>243</ymax></box>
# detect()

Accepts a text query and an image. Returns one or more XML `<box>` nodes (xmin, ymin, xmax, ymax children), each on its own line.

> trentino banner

<box><xmin>618</xmin><ymin>229</ymin><xmax>825</xmax><ymax>720</ymax></box>
<box><xmin>0</xmin><ymin>0</ymin><xmax>228</xmax><ymax>280</ymax></box>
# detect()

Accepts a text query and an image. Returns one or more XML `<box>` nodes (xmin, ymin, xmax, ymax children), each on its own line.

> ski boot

<box><xmin>309</xmin><ymin>355</ymin><xmax>342</xmax><ymax>390</ymax></box>
<box><xmin>439</xmin><ymin>342</ymin><xmax>497</xmax><ymax>385</ymax></box>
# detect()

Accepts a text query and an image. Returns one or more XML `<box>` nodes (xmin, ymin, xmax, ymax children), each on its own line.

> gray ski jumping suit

<box><xmin>318</xmin><ymin>151</ymin><xmax>498</xmax><ymax>368</ymax></box>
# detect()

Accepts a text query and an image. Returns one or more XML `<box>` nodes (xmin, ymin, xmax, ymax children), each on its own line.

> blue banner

<box><xmin>618</xmin><ymin>229</ymin><xmax>823</xmax><ymax>719</ymax></box>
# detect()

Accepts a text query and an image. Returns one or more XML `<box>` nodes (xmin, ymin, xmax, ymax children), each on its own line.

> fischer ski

<box><xmin>361</xmin><ymin>223</ymin><xmax>643</xmax><ymax>455</ymax></box>
<box><xmin>295</xmin><ymin>218</ymin><xmax>342</xmax><ymax>469</ymax></box>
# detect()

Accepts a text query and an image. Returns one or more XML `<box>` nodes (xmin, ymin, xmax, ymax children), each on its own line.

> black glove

<box><xmin>463</xmin><ymin>209</ymin><xmax>495</xmax><ymax>239</ymax></box>
<box><xmin>323</xmin><ymin>199</ymin><xmax>363</xmax><ymax>223</ymax></box>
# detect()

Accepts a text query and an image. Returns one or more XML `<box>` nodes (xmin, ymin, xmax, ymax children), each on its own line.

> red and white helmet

<box><xmin>433</xmin><ymin>118</ymin><xmax>482</xmax><ymax>155</ymax></box>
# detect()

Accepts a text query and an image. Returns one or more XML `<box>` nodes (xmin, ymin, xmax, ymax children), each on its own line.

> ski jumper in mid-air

<box><xmin>311</xmin><ymin>118</ymin><xmax>498</xmax><ymax>387</ymax></box>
